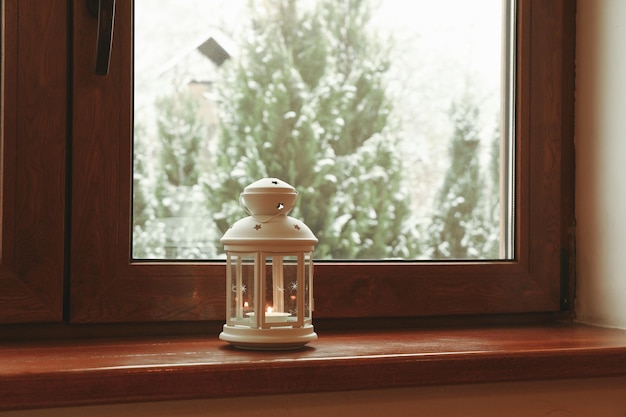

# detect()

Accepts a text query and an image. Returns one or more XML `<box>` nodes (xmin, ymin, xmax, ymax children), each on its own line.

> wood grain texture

<box><xmin>0</xmin><ymin>0</ymin><xmax>66</xmax><ymax>322</ymax></box>
<box><xmin>69</xmin><ymin>0</ymin><xmax>576</xmax><ymax>322</ymax></box>
<box><xmin>1</xmin><ymin>323</ymin><xmax>626</xmax><ymax>411</ymax></box>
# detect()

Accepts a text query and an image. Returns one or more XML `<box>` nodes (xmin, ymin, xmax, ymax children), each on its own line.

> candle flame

<box><xmin>267</xmin><ymin>306</ymin><xmax>273</xmax><ymax>313</ymax></box>
<box><xmin>244</xmin><ymin>301</ymin><xmax>249</xmax><ymax>308</ymax></box>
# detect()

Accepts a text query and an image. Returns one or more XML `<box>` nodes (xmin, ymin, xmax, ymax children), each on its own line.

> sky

<box><xmin>135</xmin><ymin>0</ymin><xmax>504</xmax><ymax>81</ymax></box>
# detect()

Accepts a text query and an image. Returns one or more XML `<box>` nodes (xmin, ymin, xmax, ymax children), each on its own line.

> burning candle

<box><xmin>264</xmin><ymin>306</ymin><xmax>290</xmax><ymax>322</ymax></box>
<box><xmin>246</xmin><ymin>306</ymin><xmax>290</xmax><ymax>323</ymax></box>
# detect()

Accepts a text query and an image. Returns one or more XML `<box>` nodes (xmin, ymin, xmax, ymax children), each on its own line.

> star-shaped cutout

<box><xmin>254</xmin><ymin>224</ymin><xmax>262</xmax><ymax>230</ymax></box>
<box><xmin>231</xmin><ymin>284</ymin><xmax>247</xmax><ymax>293</ymax></box>
<box><xmin>294</xmin><ymin>224</ymin><xmax>301</xmax><ymax>231</ymax></box>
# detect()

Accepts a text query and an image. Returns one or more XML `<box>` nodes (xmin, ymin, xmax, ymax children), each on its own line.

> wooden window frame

<box><xmin>0</xmin><ymin>0</ymin><xmax>66</xmax><ymax>323</ymax></box>
<box><xmin>69</xmin><ymin>0</ymin><xmax>575</xmax><ymax>324</ymax></box>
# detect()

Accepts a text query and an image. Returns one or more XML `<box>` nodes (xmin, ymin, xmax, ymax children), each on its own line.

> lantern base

<box><xmin>219</xmin><ymin>324</ymin><xmax>317</xmax><ymax>350</ymax></box>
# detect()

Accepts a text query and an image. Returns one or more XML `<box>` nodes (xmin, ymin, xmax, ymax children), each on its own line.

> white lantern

<box><xmin>219</xmin><ymin>178</ymin><xmax>318</xmax><ymax>350</ymax></box>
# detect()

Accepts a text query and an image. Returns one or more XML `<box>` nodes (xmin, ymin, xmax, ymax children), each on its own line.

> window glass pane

<box><xmin>133</xmin><ymin>0</ymin><xmax>514</xmax><ymax>261</ymax></box>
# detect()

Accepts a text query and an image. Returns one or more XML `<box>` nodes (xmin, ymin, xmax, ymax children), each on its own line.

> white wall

<box><xmin>575</xmin><ymin>0</ymin><xmax>626</xmax><ymax>328</ymax></box>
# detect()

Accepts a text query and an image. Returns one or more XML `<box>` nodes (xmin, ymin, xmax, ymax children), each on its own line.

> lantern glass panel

<box><xmin>227</xmin><ymin>253</ymin><xmax>256</xmax><ymax>326</ymax></box>
<box><xmin>260</xmin><ymin>253</ymin><xmax>313</xmax><ymax>328</ymax></box>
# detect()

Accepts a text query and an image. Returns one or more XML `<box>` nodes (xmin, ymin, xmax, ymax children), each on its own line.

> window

<box><xmin>132</xmin><ymin>0</ymin><xmax>513</xmax><ymax>262</ymax></box>
<box><xmin>66</xmin><ymin>0</ymin><xmax>574</xmax><ymax>323</ymax></box>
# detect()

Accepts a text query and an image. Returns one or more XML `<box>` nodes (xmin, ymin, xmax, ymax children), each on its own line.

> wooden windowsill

<box><xmin>2</xmin><ymin>322</ymin><xmax>626</xmax><ymax>411</ymax></box>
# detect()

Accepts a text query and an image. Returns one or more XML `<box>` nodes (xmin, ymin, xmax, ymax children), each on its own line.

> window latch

<box><xmin>87</xmin><ymin>0</ymin><xmax>116</xmax><ymax>76</ymax></box>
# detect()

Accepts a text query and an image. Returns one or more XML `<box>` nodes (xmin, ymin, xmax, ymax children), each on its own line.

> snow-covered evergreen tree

<box><xmin>132</xmin><ymin>120</ymin><xmax>167</xmax><ymax>259</ymax></box>
<box><xmin>426</xmin><ymin>95</ymin><xmax>496</xmax><ymax>259</ymax></box>
<box><xmin>206</xmin><ymin>0</ymin><xmax>418</xmax><ymax>259</ymax></box>
<box><xmin>484</xmin><ymin>119</ymin><xmax>502</xmax><ymax>258</ymax></box>
<box><xmin>152</xmin><ymin>89</ymin><xmax>215</xmax><ymax>258</ymax></box>
<box><xmin>154</xmin><ymin>90</ymin><xmax>206</xmax><ymax>217</ymax></box>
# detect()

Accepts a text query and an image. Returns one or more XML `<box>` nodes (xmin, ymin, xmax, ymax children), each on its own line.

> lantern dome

<box><xmin>221</xmin><ymin>177</ymin><xmax>317</xmax><ymax>252</ymax></box>
<box><xmin>221</xmin><ymin>215</ymin><xmax>317</xmax><ymax>252</ymax></box>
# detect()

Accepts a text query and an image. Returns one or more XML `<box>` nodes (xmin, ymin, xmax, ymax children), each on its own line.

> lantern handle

<box><xmin>239</xmin><ymin>193</ymin><xmax>251</xmax><ymax>216</ymax></box>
